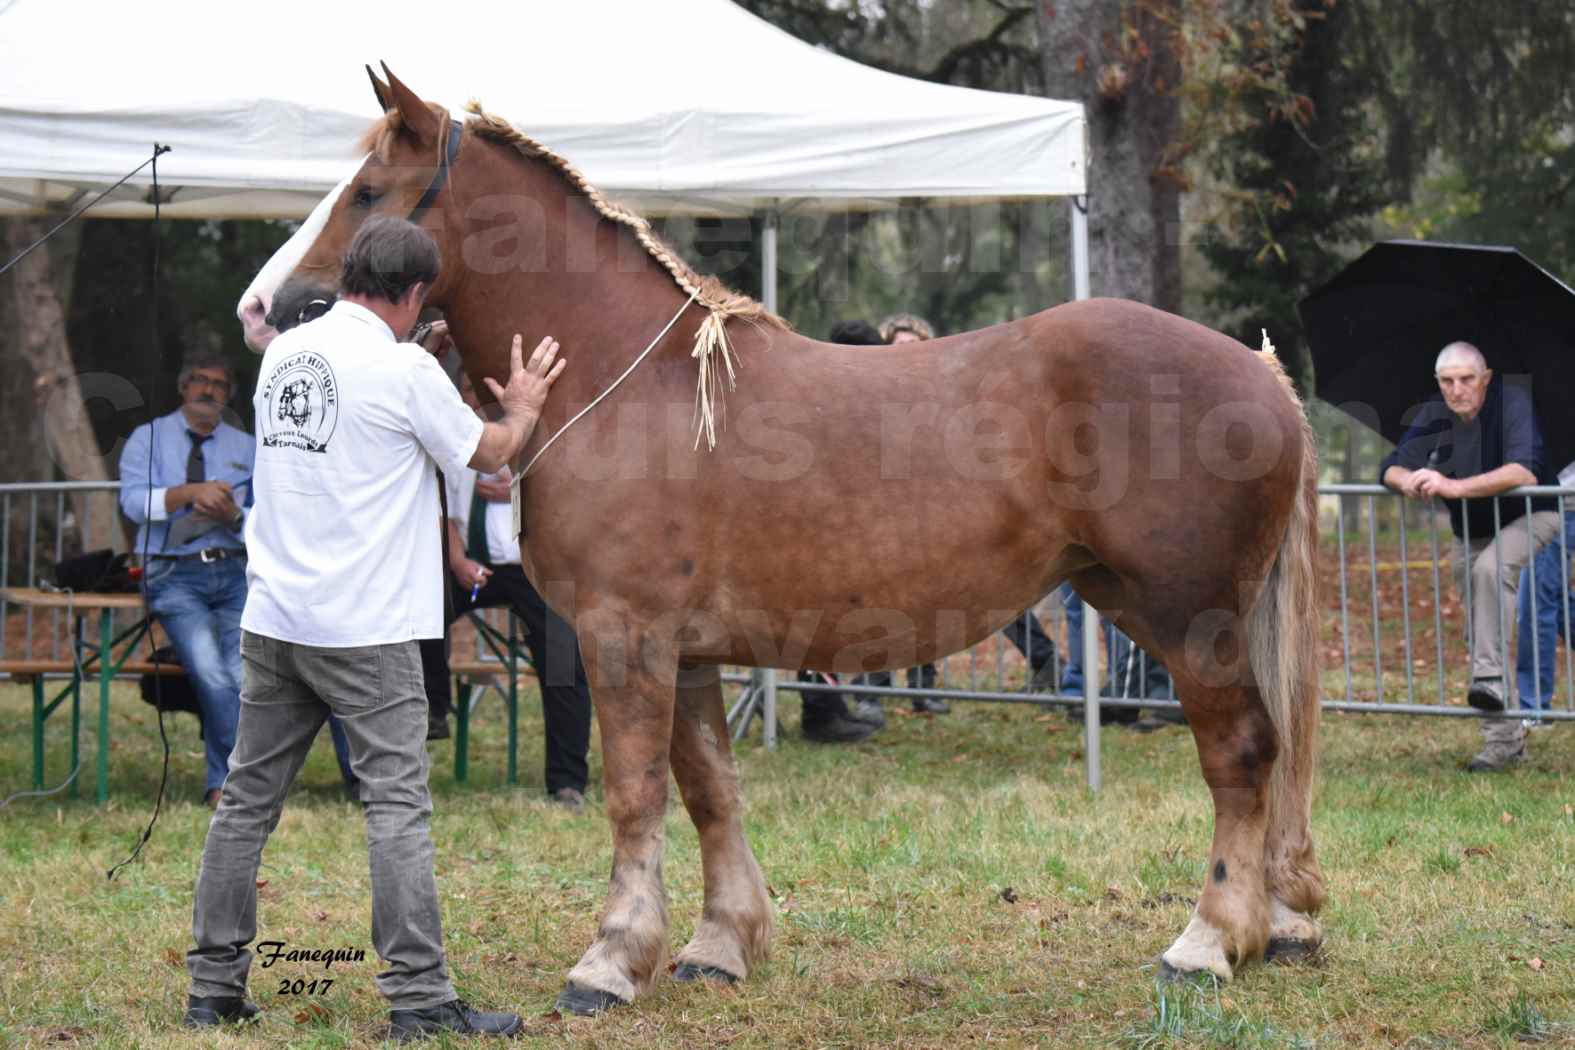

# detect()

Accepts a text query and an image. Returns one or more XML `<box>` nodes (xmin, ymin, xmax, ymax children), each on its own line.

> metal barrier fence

<box><xmin>5</xmin><ymin>480</ymin><xmax>1572</xmax><ymax>790</ymax></box>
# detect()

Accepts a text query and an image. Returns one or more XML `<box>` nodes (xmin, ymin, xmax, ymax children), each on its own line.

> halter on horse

<box><xmin>239</xmin><ymin>65</ymin><xmax>1325</xmax><ymax>1015</ymax></box>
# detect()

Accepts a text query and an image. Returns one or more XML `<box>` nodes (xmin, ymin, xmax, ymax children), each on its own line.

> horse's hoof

<box><xmin>555</xmin><ymin>982</ymin><xmax>628</xmax><ymax>1017</ymax></box>
<box><xmin>673</xmin><ymin>963</ymin><xmax>739</xmax><ymax>984</ymax></box>
<box><xmin>1155</xmin><ymin>956</ymin><xmax>1221</xmax><ymax>984</ymax></box>
<box><xmin>1264</xmin><ymin>937</ymin><xmax>1320</xmax><ymax>964</ymax></box>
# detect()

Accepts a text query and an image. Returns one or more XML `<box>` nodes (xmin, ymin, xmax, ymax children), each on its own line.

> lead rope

<box><xmin>507</xmin><ymin>289</ymin><xmax>700</xmax><ymax>536</ymax></box>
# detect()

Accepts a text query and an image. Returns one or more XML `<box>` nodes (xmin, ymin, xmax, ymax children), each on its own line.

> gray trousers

<box><xmin>187</xmin><ymin>631</ymin><xmax>456</xmax><ymax>1009</ymax></box>
<box><xmin>1454</xmin><ymin>510</ymin><xmax>1562</xmax><ymax>756</ymax></box>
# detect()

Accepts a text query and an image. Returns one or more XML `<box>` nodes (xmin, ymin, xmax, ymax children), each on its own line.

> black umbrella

<box><xmin>1299</xmin><ymin>240</ymin><xmax>1575</xmax><ymax>468</ymax></box>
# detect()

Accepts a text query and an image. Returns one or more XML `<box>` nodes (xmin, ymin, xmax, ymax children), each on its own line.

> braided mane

<box><xmin>358</xmin><ymin>102</ymin><xmax>788</xmax><ymax>449</ymax></box>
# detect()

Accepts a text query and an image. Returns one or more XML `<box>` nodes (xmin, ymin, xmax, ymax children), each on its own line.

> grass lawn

<box><xmin>0</xmin><ymin>677</ymin><xmax>1572</xmax><ymax>1049</ymax></box>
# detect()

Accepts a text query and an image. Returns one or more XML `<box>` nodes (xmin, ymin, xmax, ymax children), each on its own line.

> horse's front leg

<box><xmin>557</xmin><ymin>621</ymin><xmax>677</xmax><ymax>1016</ymax></box>
<box><xmin>669</xmin><ymin>662</ymin><xmax>772</xmax><ymax>984</ymax></box>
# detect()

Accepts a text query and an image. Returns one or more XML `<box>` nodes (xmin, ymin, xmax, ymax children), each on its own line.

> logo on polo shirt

<box><xmin>259</xmin><ymin>351</ymin><xmax>340</xmax><ymax>453</ymax></box>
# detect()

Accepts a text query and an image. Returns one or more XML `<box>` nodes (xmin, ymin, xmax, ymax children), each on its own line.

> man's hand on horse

<box><xmin>485</xmin><ymin>335</ymin><xmax>564</xmax><ymax>423</ymax></box>
<box><xmin>475</xmin><ymin>467</ymin><xmax>513</xmax><ymax>503</ymax></box>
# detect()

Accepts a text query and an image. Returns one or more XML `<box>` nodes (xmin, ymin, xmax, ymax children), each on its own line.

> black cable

<box><xmin>0</xmin><ymin>146</ymin><xmax>171</xmax><ymax>278</ymax></box>
<box><xmin>108</xmin><ymin>144</ymin><xmax>173</xmax><ymax>881</ymax></box>
<box><xmin>0</xmin><ymin>146</ymin><xmax>172</xmax><ymax>812</ymax></box>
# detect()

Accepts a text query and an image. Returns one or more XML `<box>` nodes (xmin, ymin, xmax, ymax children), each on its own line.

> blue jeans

<box><xmin>144</xmin><ymin>557</ymin><xmax>246</xmax><ymax>791</ymax></box>
<box><xmin>1059</xmin><ymin>583</ymin><xmax>1128</xmax><ymax>692</ymax></box>
<box><xmin>1515</xmin><ymin>514</ymin><xmax>1575</xmax><ymax>712</ymax></box>
<box><xmin>328</xmin><ymin>717</ymin><xmax>355</xmax><ymax>787</ymax></box>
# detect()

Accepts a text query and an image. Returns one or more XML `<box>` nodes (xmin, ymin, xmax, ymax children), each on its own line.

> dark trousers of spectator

<box><xmin>431</xmin><ymin>565</ymin><xmax>593</xmax><ymax>796</ymax></box>
<box><xmin>1000</xmin><ymin>610</ymin><xmax>1058</xmax><ymax>675</ymax></box>
<box><xmin>798</xmin><ymin>671</ymin><xmax>853</xmax><ymax>728</ymax></box>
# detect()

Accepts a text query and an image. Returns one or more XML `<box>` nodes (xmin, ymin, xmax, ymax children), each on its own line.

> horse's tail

<box><xmin>1248</xmin><ymin>350</ymin><xmax>1325</xmax><ymax>916</ymax></box>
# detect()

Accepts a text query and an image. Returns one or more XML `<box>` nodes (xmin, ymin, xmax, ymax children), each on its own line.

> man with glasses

<box><xmin>119</xmin><ymin>354</ymin><xmax>254</xmax><ymax>805</ymax></box>
<box><xmin>1381</xmin><ymin>341</ymin><xmax>1562</xmax><ymax>771</ymax></box>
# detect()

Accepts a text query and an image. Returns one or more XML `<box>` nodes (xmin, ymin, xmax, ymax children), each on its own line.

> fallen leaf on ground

<box><xmin>1463</xmin><ymin>845</ymin><xmax>1493</xmax><ymax>858</ymax></box>
<box><xmin>1501</xmin><ymin>811</ymin><xmax>1515</xmax><ymax>825</ymax></box>
<box><xmin>1000</xmin><ymin>886</ymin><xmax>1019</xmax><ymax>903</ymax></box>
<box><xmin>1529</xmin><ymin>957</ymin><xmax>1544</xmax><ymax>971</ymax></box>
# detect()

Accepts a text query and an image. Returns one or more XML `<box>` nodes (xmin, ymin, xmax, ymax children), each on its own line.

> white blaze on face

<box><xmin>236</xmin><ymin>162</ymin><xmax>364</xmax><ymax>353</ymax></box>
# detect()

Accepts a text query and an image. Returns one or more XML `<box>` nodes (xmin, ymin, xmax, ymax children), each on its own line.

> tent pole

<box><xmin>1070</xmin><ymin>196</ymin><xmax>1090</xmax><ymax>301</ymax></box>
<box><xmin>762</xmin><ymin>205</ymin><xmax>779</xmax><ymax>312</ymax></box>
<box><xmin>757</xmin><ymin>203</ymin><xmax>780</xmax><ymax>749</ymax></box>
<box><xmin>1069</xmin><ymin>195</ymin><xmax>1097</xmax><ymax>790</ymax></box>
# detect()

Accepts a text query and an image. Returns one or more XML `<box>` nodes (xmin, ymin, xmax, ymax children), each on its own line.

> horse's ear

<box><xmin>366</xmin><ymin>64</ymin><xmax>392</xmax><ymax>112</ymax></box>
<box><xmin>379</xmin><ymin>63</ymin><xmax>439</xmax><ymax>146</ymax></box>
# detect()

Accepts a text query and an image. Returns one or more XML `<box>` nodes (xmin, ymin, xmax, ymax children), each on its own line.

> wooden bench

<box><xmin>0</xmin><ymin>658</ymin><xmax>184</xmax><ymax>682</ymax></box>
<box><xmin>0</xmin><ymin>588</ymin><xmax>173</xmax><ymax>803</ymax></box>
<box><xmin>447</xmin><ymin>648</ymin><xmax>538</xmax><ymax>787</ymax></box>
<box><xmin>449</xmin><ymin>611</ymin><xmax>539</xmax><ymax>786</ymax></box>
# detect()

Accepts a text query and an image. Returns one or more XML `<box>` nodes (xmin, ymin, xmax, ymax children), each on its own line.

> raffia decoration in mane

<box><xmin>1256</xmin><ymin>328</ymin><xmax>1302</xmax><ymax>404</ymax></box>
<box><xmin>460</xmin><ymin>101</ymin><xmax>791</xmax><ymax>450</ymax></box>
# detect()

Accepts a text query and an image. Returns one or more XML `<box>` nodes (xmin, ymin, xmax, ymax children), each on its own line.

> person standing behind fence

<box><xmin>1514</xmin><ymin>464</ymin><xmax>1575</xmax><ymax>726</ymax></box>
<box><xmin>793</xmin><ymin>320</ymin><xmax>889</xmax><ymax>742</ymax></box>
<box><xmin>1380</xmin><ymin>340</ymin><xmax>1562</xmax><ymax>772</ymax></box>
<box><xmin>119</xmin><ymin>353</ymin><xmax>254</xmax><ymax>808</ymax></box>
<box><xmin>859</xmin><ymin>314</ymin><xmax>950</xmax><ymax>714</ymax></box>
<box><xmin>436</xmin><ymin>369</ymin><xmax>595</xmax><ymax>805</ymax></box>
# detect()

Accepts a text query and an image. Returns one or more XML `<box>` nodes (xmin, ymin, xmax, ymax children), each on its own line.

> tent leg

<box><xmin>761</xmin><ymin>206</ymin><xmax>779</xmax><ymax>313</ymax></box>
<box><xmin>1070</xmin><ymin>196</ymin><xmax>1090</xmax><ymax>301</ymax></box>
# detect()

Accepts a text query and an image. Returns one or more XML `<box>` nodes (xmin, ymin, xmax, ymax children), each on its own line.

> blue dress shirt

<box><xmin>119</xmin><ymin>409</ymin><xmax>256</xmax><ymax>556</ymax></box>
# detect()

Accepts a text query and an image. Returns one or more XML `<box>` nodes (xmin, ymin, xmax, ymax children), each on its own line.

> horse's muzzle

<box><xmin>267</xmin><ymin>277</ymin><xmax>337</xmax><ymax>334</ymax></box>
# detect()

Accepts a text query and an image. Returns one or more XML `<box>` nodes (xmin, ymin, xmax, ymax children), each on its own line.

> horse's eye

<box><xmin>353</xmin><ymin>186</ymin><xmax>380</xmax><ymax>208</ymax></box>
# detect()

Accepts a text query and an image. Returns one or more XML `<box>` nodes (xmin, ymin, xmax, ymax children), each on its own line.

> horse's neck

<box><xmin>445</xmin><ymin>249</ymin><xmax>700</xmax><ymax>412</ymax></box>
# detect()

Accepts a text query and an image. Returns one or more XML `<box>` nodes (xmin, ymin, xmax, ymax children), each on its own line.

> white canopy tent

<box><xmin>0</xmin><ymin>0</ymin><xmax>1098</xmax><ymax>757</ymax></box>
<box><xmin>0</xmin><ymin>0</ymin><xmax>1090</xmax><ymax>301</ymax></box>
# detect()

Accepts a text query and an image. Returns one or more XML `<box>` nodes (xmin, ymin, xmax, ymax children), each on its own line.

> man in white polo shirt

<box><xmin>185</xmin><ymin>216</ymin><xmax>564</xmax><ymax>1040</ymax></box>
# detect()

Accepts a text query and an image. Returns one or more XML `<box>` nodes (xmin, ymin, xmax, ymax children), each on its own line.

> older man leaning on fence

<box><xmin>1380</xmin><ymin>340</ymin><xmax>1562</xmax><ymax>772</ymax></box>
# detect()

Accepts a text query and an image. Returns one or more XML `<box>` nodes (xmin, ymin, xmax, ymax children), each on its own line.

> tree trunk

<box><xmin>2</xmin><ymin>219</ymin><xmax>125</xmax><ymax>554</ymax></box>
<box><xmin>1037</xmin><ymin>0</ymin><xmax>1183</xmax><ymax>310</ymax></box>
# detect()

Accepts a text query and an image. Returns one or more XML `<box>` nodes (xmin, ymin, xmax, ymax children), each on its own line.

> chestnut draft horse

<box><xmin>239</xmin><ymin>67</ymin><xmax>1324</xmax><ymax>1014</ymax></box>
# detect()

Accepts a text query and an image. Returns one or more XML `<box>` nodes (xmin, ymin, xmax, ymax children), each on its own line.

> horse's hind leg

<box><xmin>1263</xmin><ymin>703</ymin><xmax>1324</xmax><ymax>962</ymax></box>
<box><xmin>668</xmin><ymin>662</ymin><xmax>772</xmax><ymax>983</ymax></box>
<box><xmin>1160</xmin><ymin>662</ymin><xmax>1277</xmax><ymax>981</ymax></box>
<box><xmin>558</xmin><ymin>622</ymin><xmax>676</xmax><ymax>1015</ymax></box>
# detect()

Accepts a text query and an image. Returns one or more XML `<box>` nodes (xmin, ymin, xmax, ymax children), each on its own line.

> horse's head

<box><xmin>238</xmin><ymin>65</ymin><xmax>465</xmax><ymax>352</ymax></box>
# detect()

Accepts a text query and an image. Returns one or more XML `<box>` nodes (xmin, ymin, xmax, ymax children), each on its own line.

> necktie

<box><xmin>186</xmin><ymin>431</ymin><xmax>210</xmax><ymax>484</ymax></box>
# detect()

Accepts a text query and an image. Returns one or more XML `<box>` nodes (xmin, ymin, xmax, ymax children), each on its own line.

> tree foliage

<box><xmin>1198</xmin><ymin>0</ymin><xmax>1393</xmax><ymax>391</ymax></box>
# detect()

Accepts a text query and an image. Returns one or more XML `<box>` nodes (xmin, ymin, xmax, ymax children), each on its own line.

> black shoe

<box><xmin>802</xmin><ymin>713</ymin><xmax>877</xmax><ymax>744</ymax></box>
<box><xmin>388</xmin><ymin>998</ymin><xmax>522</xmax><ymax>1041</ymax></box>
<box><xmin>1466</xmin><ymin>679</ymin><xmax>1507</xmax><ymax>713</ymax></box>
<box><xmin>183</xmin><ymin>994</ymin><xmax>261</xmax><ymax>1028</ymax></box>
<box><xmin>911</xmin><ymin>696</ymin><xmax>951</xmax><ymax>714</ymax></box>
<box><xmin>1061</xmin><ymin>702</ymin><xmax>1141</xmax><ymax>726</ymax></box>
<box><xmin>550</xmin><ymin>787</ymin><xmax>585</xmax><ymax>812</ymax></box>
<box><xmin>426</xmin><ymin>716</ymin><xmax>452</xmax><ymax>741</ymax></box>
<box><xmin>849</xmin><ymin>697</ymin><xmax>887</xmax><ymax>728</ymax></box>
<box><xmin>1027</xmin><ymin>661</ymin><xmax>1059</xmax><ymax>693</ymax></box>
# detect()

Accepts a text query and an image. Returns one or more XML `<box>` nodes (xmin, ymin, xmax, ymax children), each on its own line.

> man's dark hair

<box><xmin>339</xmin><ymin>216</ymin><xmax>441</xmax><ymax>304</ymax></box>
<box><xmin>827</xmin><ymin>320</ymin><xmax>883</xmax><ymax>346</ymax></box>
<box><xmin>176</xmin><ymin>352</ymin><xmax>233</xmax><ymax>392</ymax></box>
